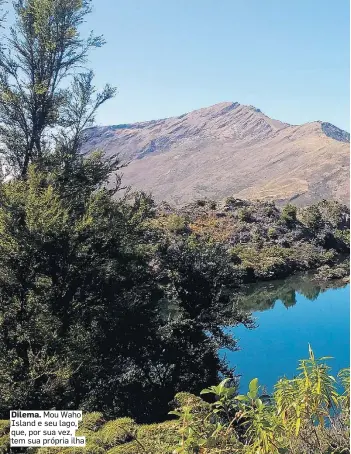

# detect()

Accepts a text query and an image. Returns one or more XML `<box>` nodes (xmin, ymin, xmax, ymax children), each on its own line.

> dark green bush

<box><xmin>237</xmin><ymin>207</ymin><xmax>252</xmax><ymax>222</ymax></box>
<box><xmin>280</xmin><ymin>203</ymin><xmax>297</xmax><ymax>224</ymax></box>
<box><xmin>300</xmin><ymin>205</ymin><xmax>323</xmax><ymax>231</ymax></box>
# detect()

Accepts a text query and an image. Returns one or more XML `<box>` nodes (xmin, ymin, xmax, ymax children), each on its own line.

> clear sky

<box><xmin>83</xmin><ymin>0</ymin><xmax>350</xmax><ymax>130</ymax></box>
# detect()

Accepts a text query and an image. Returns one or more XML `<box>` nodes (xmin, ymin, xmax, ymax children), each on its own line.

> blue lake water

<box><xmin>221</xmin><ymin>280</ymin><xmax>350</xmax><ymax>393</ymax></box>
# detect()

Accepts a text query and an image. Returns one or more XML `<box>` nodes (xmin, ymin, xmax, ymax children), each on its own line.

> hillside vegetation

<box><xmin>151</xmin><ymin>197</ymin><xmax>350</xmax><ymax>283</ymax></box>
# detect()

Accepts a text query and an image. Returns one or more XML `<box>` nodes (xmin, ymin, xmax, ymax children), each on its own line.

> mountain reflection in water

<box><xmin>221</xmin><ymin>273</ymin><xmax>350</xmax><ymax>393</ymax></box>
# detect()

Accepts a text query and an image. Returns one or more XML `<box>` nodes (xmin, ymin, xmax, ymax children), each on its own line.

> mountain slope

<box><xmin>82</xmin><ymin>102</ymin><xmax>350</xmax><ymax>206</ymax></box>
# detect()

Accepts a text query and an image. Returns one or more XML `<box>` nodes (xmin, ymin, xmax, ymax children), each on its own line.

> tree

<box><xmin>0</xmin><ymin>0</ymin><xmax>252</xmax><ymax>423</ymax></box>
<box><xmin>0</xmin><ymin>167</ymin><xmax>251</xmax><ymax>421</ymax></box>
<box><xmin>0</xmin><ymin>165</ymin><xmax>157</xmax><ymax>414</ymax></box>
<box><xmin>280</xmin><ymin>203</ymin><xmax>297</xmax><ymax>225</ymax></box>
<box><xmin>0</xmin><ymin>0</ymin><xmax>115</xmax><ymax>177</ymax></box>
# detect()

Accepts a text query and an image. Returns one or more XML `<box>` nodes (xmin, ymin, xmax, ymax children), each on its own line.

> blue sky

<box><xmin>84</xmin><ymin>0</ymin><xmax>349</xmax><ymax>130</ymax></box>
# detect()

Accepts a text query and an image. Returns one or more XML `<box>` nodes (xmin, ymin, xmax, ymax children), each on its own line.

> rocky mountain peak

<box><xmin>320</xmin><ymin>122</ymin><xmax>350</xmax><ymax>143</ymax></box>
<box><xmin>81</xmin><ymin>102</ymin><xmax>350</xmax><ymax>207</ymax></box>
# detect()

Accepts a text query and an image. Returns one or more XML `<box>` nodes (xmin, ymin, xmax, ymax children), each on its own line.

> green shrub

<box><xmin>106</xmin><ymin>441</ymin><xmax>142</xmax><ymax>453</ymax></box>
<box><xmin>300</xmin><ymin>205</ymin><xmax>323</xmax><ymax>231</ymax></box>
<box><xmin>225</xmin><ymin>197</ymin><xmax>246</xmax><ymax>208</ymax></box>
<box><xmin>174</xmin><ymin>391</ymin><xmax>208</xmax><ymax>407</ymax></box>
<box><xmin>137</xmin><ymin>421</ymin><xmax>178</xmax><ymax>453</ymax></box>
<box><xmin>225</xmin><ymin>196</ymin><xmax>236</xmax><ymax>205</ymax></box>
<box><xmin>79</xmin><ymin>412</ymin><xmax>105</xmax><ymax>432</ymax></box>
<box><xmin>37</xmin><ymin>442</ymin><xmax>105</xmax><ymax>454</ymax></box>
<box><xmin>2</xmin><ymin>352</ymin><xmax>350</xmax><ymax>454</ymax></box>
<box><xmin>165</xmin><ymin>214</ymin><xmax>187</xmax><ymax>233</ymax></box>
<box><xmin>105</xmin><ymin>421</ymin><xmax>179</xmax><ymax>454</ymax></box>
<box><xmin>0</xmin><ymin>421</ymin><xmax>9</xmax><ymax>454</ymax></box>
<box><xmin>69</xmin><ymin>445</ymin><xmax>105</xmax><ymax>454</ymax></box>
<box><xmin>314</xmin><ymin>263</ymin><xmax>350</xmax><ymax>281</ymax></box>
<box><xmin>0</xmin><ymin>435</ymin><xmax>9</xmax><ymax>454</ymax></box>
<box><xmin>263</xmin><ymin>204</ymin><xmax>277</xmax><ymax>217</ymax></box>
<box><xmin>280</xmin><ymin>203</ymin><xmax>297</xmax><ymax>224</ymax></box>
<box><xmin>171</xmin><ymin>349</ymin><xmax>350</xmax><ymax>454</ymax></box>
<box><xmin>316</xmin><ymin>200</ymin><xmax>349</xmax><ymax>229</ymax></box>
<box><xmin>251</xmin><ymin>231</ymin><xmax>262</xmax><ymax>243</ymax></box>
<box><xmin>335</xmin><ymin>228</ymin><xmax>350</xmax><ymax>245</ymax></box>
<box><xmin>97</xmin><ymin>418</ymin><xmax>136</xmax><ymax>449</ymax></box>
<box><xmin>237</xmin><ymin>207</ymin><xmax>252</xmax><ymax>222</ymax></box>
<box><xmin>267</xmin><ymin>227</ymin><xmax>277</xmax><ymax>239</ymax></box>
<box><xmin>0</xmin><ymin>421</ymin><xmax>9</xmax><ymax>438</ymax></box>
<box><xmin>230</xmin><ymin>245</ymin><xmax>291</xmax><ymax>271</ymax></box>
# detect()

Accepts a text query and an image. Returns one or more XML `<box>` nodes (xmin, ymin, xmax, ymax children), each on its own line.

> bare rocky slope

<box><xmin>82</xmin><ymin>102</ymin><xmax>350</xmax><ymax>206</ymax></box>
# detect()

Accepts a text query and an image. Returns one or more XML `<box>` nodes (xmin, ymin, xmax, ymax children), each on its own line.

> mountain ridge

<box><xmin>81</xmin><ymin>102</ymin><xmax>350</xmax><ymax>206</ymax></box>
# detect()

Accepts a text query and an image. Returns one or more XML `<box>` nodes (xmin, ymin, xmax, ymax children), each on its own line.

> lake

<box><xmin>221</xmin><ymin>275</ymin><xmax>350</xmax><ymax>393</ymax></box>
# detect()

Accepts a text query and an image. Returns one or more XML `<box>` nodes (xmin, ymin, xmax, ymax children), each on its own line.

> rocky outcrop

<box><xmin>153</xmin><ymin>198</ymin><xmax>350</xmax><ymax>283</ymax></box>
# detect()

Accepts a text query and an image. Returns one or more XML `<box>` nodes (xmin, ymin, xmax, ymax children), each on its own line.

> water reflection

<box><xmin>234</xmin><ymin>273</ymin><xmax>349</xmax><ymax>313</ymax></box>
<box><xmin>99</xmin><ymin>273</ymin><xmax>348</xmax><ymax>422</ymax></box>
<box><xmin>223</xmin><ymin>274</ymin><xmax>350</xmax><ymax>393</ymax></box>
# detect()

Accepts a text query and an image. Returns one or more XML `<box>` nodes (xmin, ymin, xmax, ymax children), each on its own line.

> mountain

<box><xmin>82</xmin><ymin>102</ymin><xmax>350</xmax><ymax>206</ymax></box>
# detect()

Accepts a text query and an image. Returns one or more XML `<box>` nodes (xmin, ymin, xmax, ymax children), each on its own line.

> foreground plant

<box><xmin>171</xmin><ymin>347</ymin><xmax>350</xmax><ymax>454</ymax></box>
<box><xmin>0</xmin><ymin>349</ymin><xmax>348</xmax><ymax>454</ymax></box>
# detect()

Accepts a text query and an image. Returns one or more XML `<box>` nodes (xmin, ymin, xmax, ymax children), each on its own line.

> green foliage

<box><xmin>174</xmin><ymin>392</ymin><xmax>211</xmax><ymax>412</ymax></box>
<box><xmin>0</xmin><ymin>0</ymin><xmax>116</xmax><ymax>177</ymax></box>
<box><xmin>32</xmin><ymin>419</ymin><xmax>178</xmax><ymax>454</ymax></box>
<box><xmin>165</xmin><ymin>214</ymin><xmax>187</xmax><ymax>233</ymax></box>
<box><xmin>0</xmin><ymin>351</ymin><xmax>349</xmax><ymax>454</ymax></box>
<box><xmin>281</xmin><ymin>204</ymin><xmax>297</xmax><ymax>224</ymax></box>
<box><xmin>79</xmin><ymin>412</ymin><xmax>105</xmax><ymax>432</ymax></box>
<box><xmin>263</xmin><ymin>204</ymin><xmax>277</xmax><ymax>218</ymax></box>
<box><xmin>0</xmin><ymin>164</ymin><xmax>160</xmax><ymax>416</ymax></box>
<box><xmin>0</xmin><ymin>421</ymin><xmax>8</xmax><ymax>438</ymax></box>
<box><xmin>0</xmin><ymin>435</ymin><xmax>9</xmax><ymax>454</ymax></box>
<box><xmin>314</xmin><ymin>262</ymin><xmax>350</xmax><ymax>281</ymax></box>
<box><xmin>106</xmin><ymin>442</ymin><xmax>142</xmax><ymax>453</ymax></box>
<box><xmin>335</xmin><ymin>229</ymin><xmax>350</xmax><ymax>245</ymax></box>
<box><xmin>0</xmin><ymin>0</ymin><xmax>254</xmax><ymax>423</ymax></box>
<box><xmin>315</xmin><ymin>200</ymin><xmax>350</xmax><ymax>230</ymax></box>
<box><xmin>170</xmin><ymin>348</ymin><xmax>350</xmax><ymax>454</ymax></box>
<box><xmin>225</xmin><ymin>196</ymin><xmax>236</xmax><ymax>204</ymax></box>
<box><xmin>224</xmin><ymin>197</ymin><xmax>247</xmax><ymax>208</ymax></box>
<box><xmin>237</xmin><ymin>207</ymin><xmax>252</xmax><ymax>222</ymax></box>
<box><xmin>97</xmin><ymin>418</ymin><xmax>136</xmax><ymax>448</ymax></box>
<box><xmin>231</xmin><ymin>245</ymin><xmax>291</xmax><ymax>275</ymax></box>
<box><xmin>0</xmin><ymin>421</ymin><xmax>9</xmax><ymax>454</ymax></box>
<box><xmin>133</xmin><ymin>421</ymin><xmax>179</xmax><ymax>454</ymax></box>
<box><xmin>267</xmin><ymin>226</ymin><xmax>277</xmax><ymax>239</ymax></box>
<box><xmin>300</xmin><ymin>205</ymin><xmax>323</xmax><ymax>231</ymax></box>
<box><xmin>229</xmin><ymin>241</ymin><xmax>341</xmax><ymax>281</ymax></box>
<box><xmin>0</xmin><ymin>161</ymin><xmax>251</xmax><ymax>422</ymax></box>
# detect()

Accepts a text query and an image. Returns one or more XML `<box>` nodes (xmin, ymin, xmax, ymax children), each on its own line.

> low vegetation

<box><xmin>0</xmin><ymin>349</ymin><xmax>349</xmax><ymax>454</ymax></box>
<box><xmin>155</xmin><ymin>198</ymin><xmax>350</xmax><ymax>282</ymax></box>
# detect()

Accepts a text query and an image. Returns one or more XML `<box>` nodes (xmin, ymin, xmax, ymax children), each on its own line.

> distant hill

<box><xmin>82</xmin><ymin>102</ymin><xmax>350</xmax><ymax>206</ymax></box>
